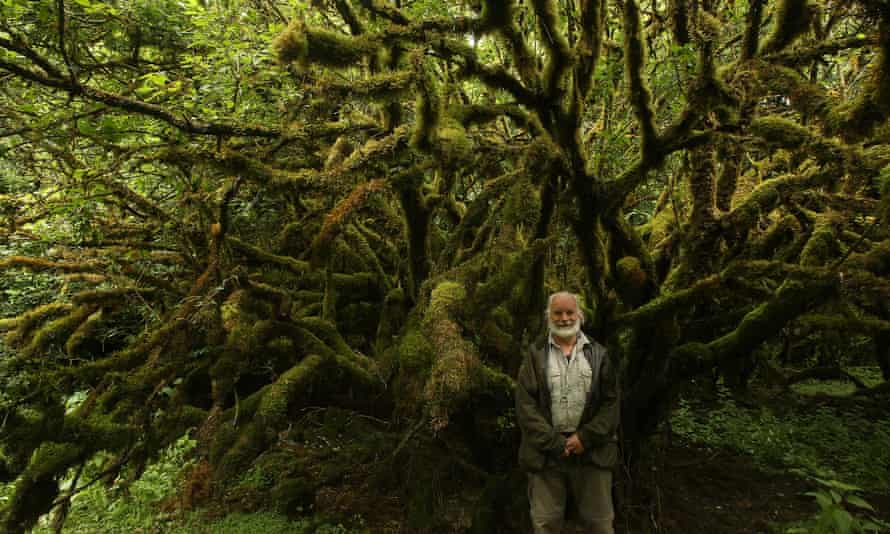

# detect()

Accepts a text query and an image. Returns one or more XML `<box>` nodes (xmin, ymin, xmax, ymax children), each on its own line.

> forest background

<box><xmin>0</xmin><ymin>0</ymin><xmax>889</xmax><ymax>532</ymax></box>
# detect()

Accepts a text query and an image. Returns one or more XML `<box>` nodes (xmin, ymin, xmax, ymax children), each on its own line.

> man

<box><xmin>515</xmin><ymin>291</ymin><xmax>620</xmax><ymax>534</ymax></box>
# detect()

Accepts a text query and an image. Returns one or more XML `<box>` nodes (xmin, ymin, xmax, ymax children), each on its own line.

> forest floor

<box><xmin>311</xmin><ymin>439</ymin><xmax>890</xmax><ymax>533</ymax></box>
<box><xmin>15</xmin><ymin>374</ymin><xmax>890</xmax><ymax>533</ymax></box>
<box><xmin>627</xmin><ymin>441</ymin><xmax>890</xmax><ymax>534</ymax></box>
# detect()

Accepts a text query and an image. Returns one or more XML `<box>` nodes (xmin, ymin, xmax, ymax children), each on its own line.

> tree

<box><xmin>1</xmin><ymin>0</ymin><xmax>889</xmax><ymax>531</ymax></box>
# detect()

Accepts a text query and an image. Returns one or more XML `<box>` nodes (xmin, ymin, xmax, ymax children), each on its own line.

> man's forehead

<box><xmin>550</xmin><ymin>295</ymin><xmax>578</xmax><ymax>310</ymax></box>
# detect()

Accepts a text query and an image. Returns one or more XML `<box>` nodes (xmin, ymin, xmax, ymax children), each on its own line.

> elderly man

<box><xmin>515</xmin><ymin>291</ymin><xmax>620</xmax><ymax>534</ymax></box>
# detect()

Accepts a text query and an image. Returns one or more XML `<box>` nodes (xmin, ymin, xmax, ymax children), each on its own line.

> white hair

<box><xmin>545</xmin><ymin>291</ymin><xmax>585</xmax><ymax>324</ymax></box>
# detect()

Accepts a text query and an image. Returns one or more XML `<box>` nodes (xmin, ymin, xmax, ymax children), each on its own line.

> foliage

<box><xmin>784</xmin><ymin>472</ymin><xmax>890</xmax><ymax>534</ymax></box>
<box><xmin>671</xmin><ymin>381</ymin><xmax>890</xmax><ymax>492</ymax></box>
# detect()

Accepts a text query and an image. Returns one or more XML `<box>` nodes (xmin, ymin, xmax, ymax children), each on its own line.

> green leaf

<box><xmin>845</xmin><ymin>495</ymin><xmax>875</xmax><ymax>512</ymax></box>
<box><xmin>805</xmin><ymin>491</ymin><xmax>833</xmax><ymax>511</ymax></box>
<box><xmin>830</xmin><ymin>508</ymin><xmax>854</xmax><ymax>534</ymax></box>
<box><xmin>815</xmin><ymin>478</ymin><xmax>862</xmax><ymax>493</ymax></box>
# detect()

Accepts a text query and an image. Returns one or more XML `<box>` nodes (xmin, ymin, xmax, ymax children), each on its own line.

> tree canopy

<box><xmin>1</xmin><ymin>0</ymin><xmax>889</xmax><ymax>531</ymax></box>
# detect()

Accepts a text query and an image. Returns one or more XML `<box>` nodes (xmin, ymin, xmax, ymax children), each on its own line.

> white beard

<box><xmin>549</xmin><ymin>319</ymin><xmax>580</xmax><ymax>340</ymax></box>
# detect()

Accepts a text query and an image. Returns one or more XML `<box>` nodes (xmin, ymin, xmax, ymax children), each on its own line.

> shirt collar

<box><xmin>548</xmin><ymin>329</ymin><xmax>589</xmax><ymax>350</ymax></box>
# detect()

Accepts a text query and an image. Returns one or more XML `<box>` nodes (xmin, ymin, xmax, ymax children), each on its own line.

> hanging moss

<box><xmin>758</xmin><ymin>0</ymin><xmax>815</xmax><ymax>55</ymax></box>
<box><xmin>313</xmin><ymin>70</ymin><xmax>413</xmax><ymax>103</ymax></box>
<box><xmin>469</xmin><ymin>238</ymin><xmax>551</xmax><ymax>321</ymax></box>
<box><xmin>273</xmin><ymin>20</ymin><xmax>378</xmax><ymax>69</ymax></box>
<box><xmin>688</xmin><ymin>146</ymin><xmax>716</xmax><ymax>225</ymax></box>
<box><xmin>615</xmin><ymin>256</ymin><xmax>648</xmax><ymax>306</ymax></box>
<box><xmin>410</xmin><ymin>55</ymin><xmax>440</xmax><ymax>152</ymax></box>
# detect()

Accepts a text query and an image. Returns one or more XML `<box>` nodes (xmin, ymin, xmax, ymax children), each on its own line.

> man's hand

<box><xmin>563</xmin><ymin>433</ymin><xmax>585</xmax><ymax>456</ymax></box>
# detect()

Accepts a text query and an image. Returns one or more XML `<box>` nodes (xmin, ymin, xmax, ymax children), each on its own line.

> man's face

<box><xmin>548</xmin><ymin>295</ymin><xmax>581</xmax><ymax>340</ymax></box>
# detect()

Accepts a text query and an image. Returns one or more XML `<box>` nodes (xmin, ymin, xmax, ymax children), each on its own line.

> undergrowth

<box><xmin>671</xmin><ymin>375</ymin><xmax>890</xmax><ymax>493</ymax></box>
<box><xmin>6</xmin><ymin>431</ymin><xmax>358</xmax><ymax>533</ymax></box>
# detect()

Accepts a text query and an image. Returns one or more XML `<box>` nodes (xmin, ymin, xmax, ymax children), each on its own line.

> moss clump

<box><xmin>273</xmin><ymin>20</ymin><xmax>377</xmax><ymax>69</ymax></box>
<box><xmin>257</xmin><ymin>354</ymin><xmax>326</xmax><ymax>427</ymax></box>
<box><xmin>615</xmin><ymin>256</ymin><xmax>647</xmax><ymax>298</ymax></box>
<box><xmin>410</xmin><ymin>55</ymin><xmax>440</xmax><ymax>153</ymax></box>
<box><xmin>751</xmin><ymin>116</ymin><xmax>813</xmax><ymax>148</ymax></box>
<box><xmin>799</xmin><ymin>223</ymin><xmax>842</xmax><ymax>267</ymax></box>
<box><xmin>270</xmin><ymin>478</ymin><xmax>316</xmax><ymax>516</ymax></box>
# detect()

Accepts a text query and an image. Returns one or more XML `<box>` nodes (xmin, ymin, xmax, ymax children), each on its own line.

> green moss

<box><xmin>827</xmin><ymin>18</ymin><xmax>890</xmax><ymax>141</ymax></box>
<box><xmin>257</xmin><ymin>355</ymin><xmax>325</xmax><ymax>427</ymax></box>
<box><xmin>314</xmin><ymin>70</ymin><xmax>413</xmax><ymax>103</ymax></box>
<box><xmin>799</xmin><ymin>223</ymin><xmax>842</xmax><ymax>267</ymax></box>
<box><xmin>269</xmin><ymin>478</ymin><xmax>315</xmax><ymax>516</ymax></box>
<box><xmin>410</xmin><ymin>55</ymin><xmax>440</xmax><ymax>152</ymax></box>
<box><xmin>670</xmin><ymin>0</ymin><xmax>689</xmax><ymax>45</ymax></box>
<box><xmin>2</xmin><ymin>442</ymin><xmax>83</xmax><ymax>534</ymax></box>
<box><xmin>623</xmin><ymin>0</ymin><xmax>658</xmax><ymax>160</ymax></box>
<box><xmin>215</xmin><ymin>422</ymin><xmax>268</xmax><ymax>483</ymax></box>
<box><xmin>273</xmin><ymin>20</ymin><xmax>378</xmax><ymax>69</ymax></box>
<box><xmin>64</xmin><ymin>308</ymin><xmax>103</xmax><ymax>356</ymax></box>
<box><xmin>749</xmin><ymin>60</ymin><xmax>831</xmax><ymax>119</ymax></box>
<box><xmin>3</xmin><ymin>302</ymin><xmax>73</xmax><ymax>346</ymax></box>
<box><xmin>759</xmin><ymin>0</ymin><xmax>815</xmax><ymax>54</ymax></box>
<box><xmin>751</xmin><ymin>116</ymin><xmax>813</xmax><ymax>148</ymax></box>
<box><xmin>21</xmin><ymin>305</ymin><xmax>96</xmax><ymax>359</ymax></box>
<box><xmin>480</xmin><ymin>0</ymin><xmax>514</xmax><ymax>31</ymax></box>
<box><xmin>531</xmin><ymin>0</ymin><xmax>572</xmax><ymax>98</ymax></box>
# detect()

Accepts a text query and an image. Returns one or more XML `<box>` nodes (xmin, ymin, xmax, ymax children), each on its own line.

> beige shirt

<box><xmin>548</xmin><ymin>331</ymin><xmax>593</xmax><ymax>433</ymax></box>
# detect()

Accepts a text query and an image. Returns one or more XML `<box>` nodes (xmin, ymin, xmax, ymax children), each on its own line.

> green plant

<box><xmin>784</xmin><ymin>472</ymin><xmax>890</xmax><ymax>534</ymax></box>
<box><xmin>671</xmin><ymin>381</ymin><xmax>890</xmax><ymax>491</ymax></box>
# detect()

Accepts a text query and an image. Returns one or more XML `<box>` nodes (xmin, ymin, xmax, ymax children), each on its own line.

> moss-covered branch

<box><xmin>670</xmin><ymin>276</ymin><xmax>837</xmax><ymax>379</ymax></box>
<box><xmin>530</xmin><ymin>0</ymin><xmax>572</xmax><ymax>99</ymax></box>
<box><xmin>758</xmin><ymin>0</ymin><xmax>815</xmax><ymax>55</ymax></box>
<box><xmin>622</xmin><ymin>0</ymin><xmax>658</xmax><ymax>162</ymax></box>
<box><xmin>574</xmin><ymin>0</ymin><xmax>606</xmax><ymax>100</ymax></box>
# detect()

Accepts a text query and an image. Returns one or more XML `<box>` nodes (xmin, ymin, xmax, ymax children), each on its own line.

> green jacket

<box><xmin>515</xmin><ymin>336</ymin><xmax>620</xmax><ymax>472</ymax></box>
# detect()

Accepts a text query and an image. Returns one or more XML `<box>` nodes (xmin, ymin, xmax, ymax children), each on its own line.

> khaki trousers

<box><xmin>528</xmin><ymin>461</ymin><xmax>614</xmax><ymax>534</ymax></box>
